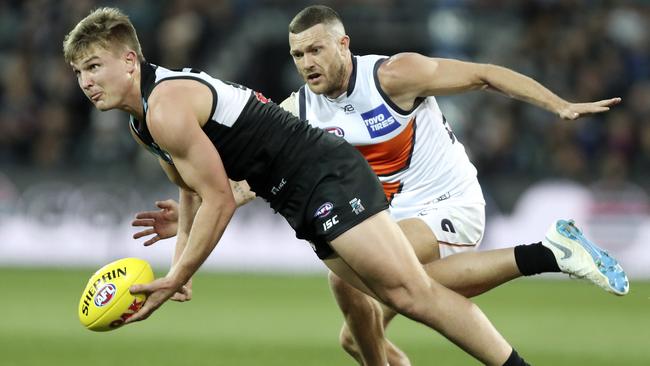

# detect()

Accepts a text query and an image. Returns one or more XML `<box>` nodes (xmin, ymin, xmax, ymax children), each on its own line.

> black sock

<box><xmin>503</xmin><ymin>348</ymin><xmax>531</xmax><ymax>366</ymax></box>
<box><xmin>514</xmin><ymin>242</ymin><xmax>561</xmax><ymax>276</ymax></box>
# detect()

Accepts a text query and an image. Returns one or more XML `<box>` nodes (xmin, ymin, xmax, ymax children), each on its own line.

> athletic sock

<box><xmin>502</xmin><ymin>348</ymin><xmax>530</xmax><ymax>366</ymax></box>
<box><xmin>514</xmin><ymin>242</ymin><xmax>561</xmax><ymax>276</ymax></box>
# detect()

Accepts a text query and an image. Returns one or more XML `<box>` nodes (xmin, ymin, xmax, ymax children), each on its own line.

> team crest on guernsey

<box><xmin>360</xmin><ymin>104</ymin><xmax>400</xmax><ymax>138</ymax></box>
<box><xmin>349</xmin><ymin>198</ymin><xmax>365</xmax><ymax>215</ymax></box>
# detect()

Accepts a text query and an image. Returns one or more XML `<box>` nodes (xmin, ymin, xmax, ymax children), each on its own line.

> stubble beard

<box><xmin>324</xmin><ymin>61</ymin><xmax>347</xmax><ymax>98</ymax></box>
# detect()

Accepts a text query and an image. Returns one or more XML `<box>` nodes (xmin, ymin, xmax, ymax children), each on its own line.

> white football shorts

<box><xmin>390</xmin><ymin>181</ymin><xmax>486</xmax><ymax>258</ymax></box>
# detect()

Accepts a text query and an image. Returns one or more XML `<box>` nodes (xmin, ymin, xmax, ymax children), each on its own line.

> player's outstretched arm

<box><xmin>131</xmin><ymin>179</ymin><xmax>255</xmax><ymax>244</ymax></box>
<box><xmin>378</xmin><ymin>52</ymin><xmax>621</xmax><ymax>119</ymax></box>
<box><xmin>127</xmin><ymin>81</ymin><xmax>236</xmax><ymax>324</ymax></box>
<box><xmin>555</xmin><ymin>97</ymin><xmax>621</xmax><ymax>120</ymax></box>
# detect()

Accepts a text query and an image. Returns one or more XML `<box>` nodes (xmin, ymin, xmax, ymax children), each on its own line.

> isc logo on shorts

<box><xmin>322</xmin><ymin>215</ymin><xmax>339</xmax><ymax>231</ymax></box>
<box><xmin>361</xmin><ymin>104</ymin><xmax>400</xmax><ymax>138</ymax></box>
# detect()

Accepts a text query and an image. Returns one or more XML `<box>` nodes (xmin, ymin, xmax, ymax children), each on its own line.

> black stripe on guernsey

<box><xmin>372</xmin><ymin>58</ymin><xmax>424</xmax><ymax>116</ymax></box>
<box><xmin>298</xmin><ymin>86</ymin><xmax>306</xmax><ymax>121</ymax></box>
<box><xmin>130</xmin><ymin>63</ymin><xmax>175</xmax><ymax>164</ymax></box>
<box><xmin>129</xmin><ymin>115</ymin><xmax>174</xmax><ymax>165</ymax></box>
<box><xmin>388</xmin><ymin>181</ymin><xmax>404</xmax><ymax>204</ymax></box>
<box><xmin>141</xmin><ymin>62</ymin><xmax>157</xmax><ymax>100</ymax></box>
<box><xmin>346</xmin><ymin>55</ymin><xmax>358</xmax><ymax>96</ymax></box>
<box><xmin>129</xmin><ymin>116</ymin><xmax>171</xmax><ymax>164</ymax></box>
<box><xmin>130</xmin><ymin>63</ymin><xmax>219</xmax><ymax>166</ymax></box>
<box><xmin>153</xmin><ymin>76</ymin><xmax>218</xmax><ymax>124</ymax></box>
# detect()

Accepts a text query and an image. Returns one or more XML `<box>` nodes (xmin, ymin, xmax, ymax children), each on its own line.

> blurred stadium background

<box><xmin>0</xmin><ymin>1</ymin><xmax>649</xmax><ymax>365</ymax></box>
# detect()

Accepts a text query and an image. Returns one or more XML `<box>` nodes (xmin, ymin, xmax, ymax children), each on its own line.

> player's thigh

<box><xmin>328</xmin><ymin>211</ymin><xmax>429</xmax><ymax>296</ymax></box>
<box><xmin>408</xmin><ymin>202</ymin><xmax>485</xmax><ymax>260</ymax></box>
<box><xmin>397</xmin><ymin>217</ymin><xmax>440</xmax><ymax>265</ymax></box>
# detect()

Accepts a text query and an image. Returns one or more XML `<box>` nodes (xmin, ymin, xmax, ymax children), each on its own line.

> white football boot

<box><xmin>542</xmin><ymin>219</ymin><xmax>629</xmax><ymax>295</ymax></box>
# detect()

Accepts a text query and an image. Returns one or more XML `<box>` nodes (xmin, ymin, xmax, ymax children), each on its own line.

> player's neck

<box><xmin>325</xmin><ymin>54</ymin><xmax>353</xmax><ymax>99</ymax></box>
<box><xmin>121</xmin><ymin>68</ymin><xmax>144</xmax><ymax>120</ymax></box>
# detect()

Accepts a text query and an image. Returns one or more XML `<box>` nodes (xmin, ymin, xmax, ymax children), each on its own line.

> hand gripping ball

<box><xmin>78</xmin><ymin>258</ymin><xmax>154</xmax><ymax>331</ymax></box>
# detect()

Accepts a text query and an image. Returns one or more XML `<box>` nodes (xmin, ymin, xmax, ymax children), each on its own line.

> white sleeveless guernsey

<box><xmin>293</xmin><ymin>54</ymin><xmax>484</xmax><ymax>221</ymax></box>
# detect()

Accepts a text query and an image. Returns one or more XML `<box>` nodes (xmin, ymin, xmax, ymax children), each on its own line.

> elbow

<box><xmin>202</xmin><ymin>191</ymin><xmax>237</xmax><ymax>220</ymax></box>
<box><xmin>224</xmin><ymin>196</ymin><xmax>237</xmax><ymax>217</ymax></box>
<box><xmin>220</xmin><ymin>193</ymin><xmax>237</xmax><ymax>218</ymax></box>
<box><xmin>476</xmin><ymin>63</ymin><xmax>495</xmax><ymax>90</ymax></box>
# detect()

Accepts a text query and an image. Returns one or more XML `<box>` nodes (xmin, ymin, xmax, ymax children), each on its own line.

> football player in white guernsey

<box><xmin>66</xmin><ymin>7</ymin><xmax>542</xmax><ymax>366</ymax></box>
<box><xmin>130</xmin><ymin>5</ymin><xmax>627</xmax><ymax>366</ymax></box>
<box><xmin>281</xmin><ymin>5</ymin><xmax>628</xmax><ymax>366</ymax></box>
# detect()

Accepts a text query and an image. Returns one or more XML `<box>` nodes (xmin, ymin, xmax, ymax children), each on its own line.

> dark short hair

<box><xmin>289</xmin><ymin>5</ymin><xmax>343</xmax><ymax>34</ymax></box>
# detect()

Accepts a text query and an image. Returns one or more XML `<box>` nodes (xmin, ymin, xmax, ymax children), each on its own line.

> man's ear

<box><xmin>339</xmin><ymin>35</ymin><xmax>350</xmax><ymax>50</ymax></box>
<box><xmin>124</xmin><ymin>50</ymin><xmax>138</xmax><ymax>75</ymax></box>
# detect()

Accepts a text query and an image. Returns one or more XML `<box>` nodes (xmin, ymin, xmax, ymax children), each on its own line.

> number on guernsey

<box><xmin>442</xmin><ymin>115</ymin><xmax>456</xmax><ymax>143</ymax></box>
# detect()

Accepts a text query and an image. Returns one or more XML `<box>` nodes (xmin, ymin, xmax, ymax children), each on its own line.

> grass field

<box><xmin>0</xmin><ymin>268</ymin><xmax>648</xmax><ymax>366</ymax></box>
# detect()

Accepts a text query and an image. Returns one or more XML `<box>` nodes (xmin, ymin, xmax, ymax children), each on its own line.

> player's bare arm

<box><xmin>379</xmin><ymin>52</ymin><xmax>620</xmax><ymax>119</ymax></box>
<box><xmin>167</xmin><ymin>188</ymin><xmax>201</xmax><ymax>302</ymax></box>
<box><xmin>131</xmin><ymin>95</ymin><xmax>293</xmax><ymax>243</ymax></box>
<box><xmin>127</xmin><ymin>80</ymin><xmax>236</xmax><ymax>323</ymax></box>
<box><xmin>279</xmin><ymin>94</ymin><xmax>298</xmax><ymax>116</ymax></box>
<box><xmin>151</xmin><ymin>157</ymin><xmax>199</xmax><ymax>301</ymax></box>
<box><xmin>132</xmin><ymin>179</ymin><xmax>253</xmax><ymax>244</ymax></box>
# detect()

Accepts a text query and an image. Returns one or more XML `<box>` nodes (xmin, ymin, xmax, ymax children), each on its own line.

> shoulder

<box><xmin>146</xmin><ymin>80</ymin><xmax>212</xmax><ymax>152</ymax></box>
<box><xmin>148</xmin><ymin>79</ymin><xmax>212</xmax><ymax>127</ymax></box>
<box><xmin>149</xmin><ymin>78</ymin><xmax>211</xmax><ymax>103</ymax></box>
<box><xmin>375</xmin><ymin>53</ymin><xmax>436</xmax><ymax>102</ymax></box>
<box><xmin>378</xmin><ymin>53</ymin><xmax>438</xmax><ymax>86</ymax></box>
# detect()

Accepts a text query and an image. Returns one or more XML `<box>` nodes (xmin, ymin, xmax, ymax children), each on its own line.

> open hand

<box><xmin>558</xmin><ymin>97</ymin><xmax>621</xmax><ymax>120</ymax></box>
<box><xmin>132</xmin><ymin>200</ymin><xmax>180</xmax><ymax>245</ymax></box>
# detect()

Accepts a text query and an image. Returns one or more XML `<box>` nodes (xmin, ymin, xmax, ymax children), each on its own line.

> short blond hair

<box><xmin>63</xmin><ymin>7</ymin><xmax>144</xmax><ymax>64</ymax></box>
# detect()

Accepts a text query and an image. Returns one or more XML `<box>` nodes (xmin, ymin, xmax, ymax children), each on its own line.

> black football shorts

<box><xmin>276</xmin><ymin>143</ymin><xmax>389</xmax><ymax>259</ymax></box>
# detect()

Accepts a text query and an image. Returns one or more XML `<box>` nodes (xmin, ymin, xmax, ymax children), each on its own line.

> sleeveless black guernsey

<box><xmin>129</xmin><ymin>62</ymin><xmax>346</xmax><ymax>211</ymax></box>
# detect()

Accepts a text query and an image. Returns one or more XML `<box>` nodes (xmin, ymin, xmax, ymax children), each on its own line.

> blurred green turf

<box><xmin>0</xmin><ymin>267</ymin><xmax>648</xmax><ymax>365</ymax></box>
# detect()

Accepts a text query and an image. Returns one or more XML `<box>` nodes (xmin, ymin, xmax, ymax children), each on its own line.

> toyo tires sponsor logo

<box><xmin>94</xmin><ymin>283</ymin><xmax>117</xmax><ymax>307</ymax></box>
<box><xmin>361</xmin><ymin>104</ymin><xmax>400</xmax><ymax>138</ymax></box>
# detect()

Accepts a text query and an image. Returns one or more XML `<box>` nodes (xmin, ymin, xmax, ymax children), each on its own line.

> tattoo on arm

<box><xmin>230</xmin><ymin>180</ymin><xmax>256</xmax><ymax>206</ymax></box>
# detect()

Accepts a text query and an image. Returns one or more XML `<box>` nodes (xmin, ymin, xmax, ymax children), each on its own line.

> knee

<box><xmin>382</xmin><ymin>291</ymin><xmax>418</xmax><ymax>319</ymax></box>
<box><xmin>338</xmin><ymin>324</ymin><xmax>357</xmax><ymax>355</ymax></box>
<box><xmin>328</xmin><ymin>271</ymin><xmax>366</xmax><ymax>310</ymax></box>
<box><xmin>328</xmin><ymin>271</ymin><xmax>346</xmax><ymax>293</ymax></box>
<box><xmin>378</xmin><ymin>283</ymin><xmax>434</xmax><ymax>321</ymax></box>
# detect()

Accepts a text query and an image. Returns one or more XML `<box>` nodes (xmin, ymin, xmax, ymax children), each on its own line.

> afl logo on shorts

<box><xmin>325</xmin><ymin>127</ymin><xmax>345</xmax><ymax>137</ymax></box>
<box><xmin>254</xmin><ymin>91</ymin><xmax>270</xmax><ymax>104</ymax></box>
<box><xmin>94</xmin><ymin>283</ymin><xmax>117</xmax><ymax>307</ymax></box>
<box><xmin>314</xmin><ymin>202</ymin><xmax>334</xmax><ymax>218</ymax></box>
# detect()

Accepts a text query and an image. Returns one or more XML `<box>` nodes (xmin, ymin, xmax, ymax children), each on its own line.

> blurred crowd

<box><xmin>0</xmin><ymin>0</ymin><xmax>648</xmax><ymax>214</ymax></box>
